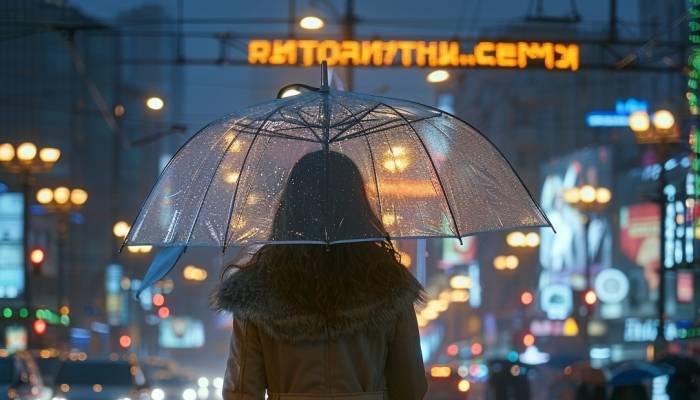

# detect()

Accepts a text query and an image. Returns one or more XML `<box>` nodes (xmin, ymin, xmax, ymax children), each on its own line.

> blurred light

<box><xmin>198</xmin><ymin>377</ymin><xmax>209</xmax><ymax>387</ymax></box>
<box><xmin>92</xmin><ymin>384</ymin><xmax>102</xmax><ymax>393</ymax></box>
<box><xmin>447</xmin><ymin>344</ymin><xmax>459</xmax><ymax>356</ymax></box>
<box><xmin>563</xmin><ymin>317</ymin><xmax>579</xmax><ymax>336</ymax></box>
<box><xmin>449</xmin><ymin>274</ymin><xmax>471</xmax><ymax>289</ymax></box>
<box><xmin>2</xmin><ymin>307</ymin><xmax>12</xmax><ymax>318</ymax></box>
<box><xmin>652</xmin><ymin>109</ymin><xmax>675</xmax><ymax>130</ymax></box>
<box><xmin>34</xmin><ymin>319</ymin><xmax>47</xmax><ymax>335</ymax></box>
<box><xmin>450</xmin><ymin>289</ymin><xmax>469</xmax><ymax>302</ymax></box>
<box><xmin>595</xmin><ymin>187</ymin><xmax>612</xmax><ymax>204</ymax></box>
<box><xmin>19</xmin><ymin>308</ymin><xmax>28</xmax><ymax>318</ymax></box>
<box><xmin>224</xmin><ymin>172</ymin><xmax>240</xmax><ymax>184</ymax></box>
<box><xmin>421</xmin><ymin>308</ymin><xmax>438</xmax><ymax>321</ymax></box>
<box><xmin>197</xmin><ymin>387</ymin><xmax>209</xmax><ymax>399</ymax></box>
<box><xmin>153</xmin><ymin>293</ymin><xmax>165</xmax><ymax>307</ymax></box>
<box><xmin>119</xmin><ymin>335</ymin><xmax>132</xmax><ymax>348</ymax></box>
<box><xmin>506</xmin><ymin>231</ymin><xmax>526</xmax><ymax>247</ymax></box>
<box><xmin>183</xmin><ymin>388</ymin><xmax>197</xmax><ymax>400</ymax></box>
<box><xmin>70</xmin><ymin>189</ymin><xmax>88</xmax><ymax>206</ymax></box>
<box><xmin>280</xmin><ymin>88</ymin><xmax>302</xmax><ymax>98</ymax></box>
<box><xmin>59</xmin><ymin>306</ymin><xmax>70</xmax><ymax>315</ymax></box>
<box><xmin>158</xmin><ymin>306</ymin><xmax>170</xmax><ymax>319</ymax></box>
<box><xmin>0</xmin><ymin>143</ymin><xmax>14</xmax><ymax>161</ymax></box>
<box><xmin>16</xmin><ymin>142</ymin><xmax>37</xmax><ymax>161</ymax></box>
<box><xmin>120</xmin><ymin>277</ymin><xmax>131</xmax><ymax>291</ymax></box>
<box><xmin>471</xmin><ymin>342</ymin><xmax>483</xmax><ymax>356</ymax></box>
<box><xmin>151</xmin><ymin>388</ymin><xmax>165</xmax><ymax>400</ymax></box>
<box><xmin>53</xmin><ymin>187</ymin><xmax>70</xmax><ymax>205</ymax></box>
<box><xmin>563</xmin><ymin>187</ymin><xmax>580</xmax><ymax>204</ymax></box>
<box><xmin>60</xmin><ymin>384</ymin><xmax>70</xmax><ymax>393</ymax></box>
<box><xmin>520</xmin><ymin>291</ymin><xmax>533</xmax><ymax>305</ymax></box>
<box><xmin>505</xmin><ymin>255</ymin><xmax>519</xmax><ymax>270</ymax></box>
<box><xmin>525</xmin><ymin>232</ymin><xmax>540</xmax><ymax>247</ymax></box>
<box><xmin>146</xmin><ymin>96</ymin><xmax>165</xmax><ymax>111</ymax></box>
<box><xmin>426</xmin><ymin>69</ymin><xmax>450</xmax><ymax>83</ymax></box>
<box><xmin>127</xmin><ymin>245</ymin><xmax>152</xmax><ymax>254</ymax></box>
<box><xmin>39</xmin><ymin>147</ymin><xmax>60</xmax><ymax>163</ymax></box>
<box><xmin>30</xmin><ymin>248</ymin><xmax>45</xmax><ymax>266</ymax></box>
<box><xmin>584</xmin><ymin>289</ymin><xmax>597</xmax><ymax>305</ymax></box>
<box><xmin>299</xmin><ymin>16</ymin><xmax>324</xmax><ymax>30</ymax></box>
<box><xmin>457</xmin><ymin>379</ymin><xmax>471</xmax><ymax>392</ymax></box>
<box><xmin>628</xmin><ymin>111</ymin><xmax>650</xmax><ymax>132</ymax></box>
<box><xmin>493</xmin><ymin>255</ymin><xmax>507</xmax><ymax>270</ymax></box>
<box><xmin>382</xmin><ymin>213</ymin><xmax>397</xmax><ymax>226</ymax></box>
<box><xmin>114</xmin><ymin>104</ymin><xmax>125</xmax><ymax>117</ymax></box>
<box><xmin>52</xmin><ymin>397</ymin><xmax>66</xmax><ymax>400</ymax></box>
<box><xmin>430</xmin><ymin>366</ymin><xmax>451</xmax><ymax>378</ymax></box>
<box><xmin>579</xmin><ymin>185</ymin><xmax>596</xmax><ymax>203</ymax></box>
<box><xmin>510</xmin><ymin>365</ymin><xmax>521</xmax><ymax>376</ymax></box>
<box><xmin>212</xmin><ymin>377</ymin><xmax>224</xmax><ymax>390</ymax></box>
<box><xmin>507</xmin><ymin>351</ymin><xmax>518</xmax><ymax>362</ymax></box>
<box><xmin>523</xmin><ymin>333</ymin><xmax>535</xmax><ymax>347</ymax></box>
<box><xmin>183</xmin><ymin>265</ymin><xmax>208</xmax><ymax>281</ymax></box>
<box><xmin>36</xmin><ymin>188</ymin><xmax>53</xmax><ymax>204</ymax></box>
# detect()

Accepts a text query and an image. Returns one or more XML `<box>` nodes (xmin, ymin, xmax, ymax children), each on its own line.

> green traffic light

<box><xmin>2</xmin><ymin>308</ymin><xmax>12</xmax><ymax>318</ymax></box>
<box><xmin>19</xmin><ymin>308</ymin><xmax>28</xmax><ymax>318</ymax></box>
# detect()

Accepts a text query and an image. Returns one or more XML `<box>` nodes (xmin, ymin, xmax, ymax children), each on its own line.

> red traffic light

<box><xmin>119</xmin><ymin>335</ymin><xmax>132</xmax><ymax>348</ymax></box>
<box><xmin>520</xmin><ymin>291</ymin><xmax>533</xmax><ymax>305</ymax></box>
<box><xmin>584</xmin><ymin>289</ymin><xmax>597</xmax><ymax>306</ymax></box>
<box><xmin>33</xmin><ymin>319</ymin><xmax>47</xmax><ymax>335</ymax></box>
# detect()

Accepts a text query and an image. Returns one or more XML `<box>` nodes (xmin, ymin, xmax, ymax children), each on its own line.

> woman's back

<box><xmin>214</xmin><ymin>244</ymin><xmax>427</xmax><ymax>400</ymax></box>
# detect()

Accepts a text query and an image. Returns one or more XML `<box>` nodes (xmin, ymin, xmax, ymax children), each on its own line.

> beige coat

<box><xmin>214</xmin><ymin>263</ymin><xmax>427</xmax><ymax>400</ymax></box>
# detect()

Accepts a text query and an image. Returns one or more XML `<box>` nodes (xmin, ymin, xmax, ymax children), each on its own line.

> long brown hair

<box><xmin>224</xmin><ymin>150</ymin><xmax>422</xmax><ymax>318</ymax></box>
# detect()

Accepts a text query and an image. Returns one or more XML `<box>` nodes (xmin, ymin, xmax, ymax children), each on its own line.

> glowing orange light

<box><xmin>584</xmin><ymin>289</ymin><xmax>598</xmax><ymax>306</ymax></box>
<box><xmin>523</xmin><ymin>333</ymin><xmax>535</xmax><ymax>347</ymax></box>
<box><xmin>158</xmin><ymin>306</ymin><xmax>170</xmax><ymax>319</ymax></box>
<box><xmin>29</xmin><ymin>248</ymin><xmax>45</xmax><ymax>265</ymax></box>
<box><xmin>152</xmin><ymin>293</ymin><xmax>165</xmax><ymax>307</ymax></box>
<box><xmin>430</xmin><ymin>366</ymin><xmax>452</xmax><ymax>378</ymax></box>
<box><xmin>119</xmin><ymin>335</ymin><xmax>132</xmax><ymax>348</ymax></box>
<box><xmin>520</xmin><ymin>291</ymin><xmax>534</xmax><ymax>305</ymax></box>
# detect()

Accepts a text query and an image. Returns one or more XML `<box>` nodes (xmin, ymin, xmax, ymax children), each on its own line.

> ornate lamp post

<box><xmin>563</xmin><ymin>184</ymin><xmax>612</xmax><ymax>354</ymax></box>
<box><xmin>628</xmin><ymin>108</ymin><xmax>680</xmax><ymax>358</ymax></box>
<box><xmin>0</xmin><ymin>142</ymin><xmax>60</xmax><ymax>310</ymax></box>
<box><xmin>36</xmin><ymin>187</ymin><xmax>88</xmax><ymax>308</ymax></box>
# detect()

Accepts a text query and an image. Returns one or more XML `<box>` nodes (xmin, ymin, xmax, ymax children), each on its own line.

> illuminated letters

<box><xmin>246</xmin><ymin>39</ymin><xmax>580</xmax><ymax>71</ymax></box>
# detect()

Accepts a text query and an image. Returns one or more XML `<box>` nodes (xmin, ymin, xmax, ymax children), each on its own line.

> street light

<box><xmin>506</xmin><ymin>231</ymin><xmax>540</xmax><ymax>248</ymax></box>
<box><xmin>112</xmin><ymin>221</ymin><xmax>131</xmax><ymax>238</ymax></box>
<box><xmin>0</xmin><ymin>142</ymin><xmax>61</xmax><ymax>319</ymax></box>
<box><xmin>426</xmin><ymin>70</ymin><xmax>450</xmax><ymax>83</ymax></box>
<box><xmin>299</xmin><ymin>15</ymin><xmax>325</xmax><ymax>30</ymax></box>
<box><xmin>146</xmin><ymin>96</ymin><xmax>165</xmax><ymax>111</ymax></box>
<box><xmin>35</xmin><ymin>186</ymin><xmax>88</xmax><ymax>308</ymax></box>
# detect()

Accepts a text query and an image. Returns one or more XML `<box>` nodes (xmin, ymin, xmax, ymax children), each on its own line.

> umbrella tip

<box><xmin>320</xmin><ymin>61</ymin><xmax>329</xmax><ymax>90</ymax></box>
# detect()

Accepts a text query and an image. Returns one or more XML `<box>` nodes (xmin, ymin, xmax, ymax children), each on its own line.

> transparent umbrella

<box><xmin>124</xmin><ymin>63</ymin><xmax>550</xmax><ymax>288</ymax></box>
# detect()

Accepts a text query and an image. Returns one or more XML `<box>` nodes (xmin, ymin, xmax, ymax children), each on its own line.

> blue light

<box><xmin>585</xmin><ymin>112</ymin><xmax>631</xmax><ymax>127</ymax></box>
<box><xmin>507</xmin><ymin>351</ymin><xmax>518</xmax><ymax>363</ymax></box>
<box><xmin>0</xmin><ymin>182</ymin><xmax>7</xmax><ymax>193</ymax></box>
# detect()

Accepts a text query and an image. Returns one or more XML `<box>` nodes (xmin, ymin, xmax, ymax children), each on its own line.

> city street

<box><xmin>0</xmin><ymin>0</ymin><xmax>698</xmax><ymax>399</ymax></box>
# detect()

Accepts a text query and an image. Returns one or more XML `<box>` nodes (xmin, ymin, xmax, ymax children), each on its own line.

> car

<box><xmin>51</xmin><ymin>358</ymin><xmax>150</xmax><ymax>400</ymax></box>
<box><xmin>0</xmin><ymin>351</ymin><xmax>52</xmax><ymax>400</ymax></box>
<box><xmin>142</xmin><ymin>359</ymin><xmax>199</xmax><ymax>400</ymax></box>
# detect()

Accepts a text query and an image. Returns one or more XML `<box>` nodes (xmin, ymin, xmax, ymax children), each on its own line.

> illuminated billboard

<box><xmin>0</xmin><ymin>193</ymin><xmax>24</xmax><ymax>299</ymax></box>
<box><xmin>248</xmin><ymin>39</ymin><xmax>579</xmax><ymax>71</ymax></box>
<box><xmin>159</xmin><ymin>317</ymin><xmax>205</xmax><ymax>348</ymax></box>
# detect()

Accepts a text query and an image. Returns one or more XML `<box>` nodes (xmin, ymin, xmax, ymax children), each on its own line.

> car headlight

<box><xmin>182</xmin><ymin>387</ymin><xmax>197</xmax><ymax>400</ymax></box>
<box><xmin>151</xmin><ymin>387</ymin><xmax>165</xmax><ymax>400</ymax></box>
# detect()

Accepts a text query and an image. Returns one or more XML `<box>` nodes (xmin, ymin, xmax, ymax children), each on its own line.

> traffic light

<box><xmin>119</xmin><ymin>335</ymin><xmax>132</xmax><ymax>348</ymax></box>
<box><xmin>29</xmin><ymin>247</ymin><xmax>45</xmax><ymax>273</ymax></box>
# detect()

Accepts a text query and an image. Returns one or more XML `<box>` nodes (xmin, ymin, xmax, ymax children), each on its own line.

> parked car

<box><xmin>0</xmin><ymin>351</ymin><xmax>52</xmax><ymax>400</ymax></box>
<box><xmin>52</xmin><ymin>358</ymin><xmax>150</xmax><ymax>400</ymax></box>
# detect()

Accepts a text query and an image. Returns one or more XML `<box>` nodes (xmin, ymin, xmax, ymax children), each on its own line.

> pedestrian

<box><xmin>213</xmin><ymin>150</ymin><xmax>428</xmax><ymax>400</ymax></box>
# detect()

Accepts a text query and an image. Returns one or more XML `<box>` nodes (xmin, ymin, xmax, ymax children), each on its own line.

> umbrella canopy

<box><xmin>124</xmin><ymin>64</ymin><xmax>549</xmax><ymax>251</ymax></box>
<box><xmin>609</xmin><ymin>361</ymin><xmax>675</xmax><ymax>386</ymax></box>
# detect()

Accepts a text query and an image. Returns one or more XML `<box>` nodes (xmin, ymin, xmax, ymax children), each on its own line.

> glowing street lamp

<box><xmin>113</xmin><ymin>221</ymin><xmax>131</xmax><ymax>238</ymax></box>
<box><xmin>651</xmin><ymin>109</ymin><xmax>675</xmax><ymax>131</ymax></box>
<box><xmin>426</xmin><ymin>70</ymin><xmax>450</xmax><ymax>83</ymax></box>
<box><xmin>628</xmin><ymin>111</ymin><xmax>650</xmax><ymax>132</ymax></box>
<box><xmin>299</xmin><ymin>16</ymin><xmax>325</xmax><ymax>30</ymax></box>
<box><xmin>36</xmin><ymin>187</ymin><xmax>88</xmax><ymax>211</ymax></box>
<box><xmin>146</xmin><ymin>96</ymin><xmax>165</xmax><ymax>111</ymax></box>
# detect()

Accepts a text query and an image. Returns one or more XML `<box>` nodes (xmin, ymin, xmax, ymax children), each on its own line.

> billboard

<box><xmin>0</xmin><ymin>193</ymin><xmax>24</xmax><ymax>299</ymax></box>
<box><xmin>538</xmin><ymin>148</ymin><xmax>613</xmax><ymax>318</ymax></box>
<box><xmin>159</xmin><ymin>317</ymin><xmax>205</xmax><ymax>349</ymax></box>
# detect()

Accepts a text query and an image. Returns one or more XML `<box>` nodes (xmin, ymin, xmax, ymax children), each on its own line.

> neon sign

<box><xmin>248</xmin><ymin>39</ymin><xmax>580</xmax><ymax>71</ymax></box>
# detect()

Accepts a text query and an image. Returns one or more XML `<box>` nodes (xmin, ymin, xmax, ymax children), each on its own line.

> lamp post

<box><xmin>36</xmin><ymin>187</ymin><xmax>88</xmax><ymax>308</ymax></box>
<box><xmin>0</xmin><ymin>142</ymin><xmax>60</xmax><ymax>312</ymax></box>
<box><xmin>563</xmin><ymin>184</ymin><xmax>612</xmax><ymax>355</ymax></box>
<box><xmin>628</xmin><ymin>108</ymin><xmax>679</xmax><ymax>358</ymax></box>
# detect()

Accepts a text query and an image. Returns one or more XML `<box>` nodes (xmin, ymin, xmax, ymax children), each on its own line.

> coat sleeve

<box><xmin>223</xmin><ymin>318</ymin><xmax>267</xmax><ymax>400</ymax></box>
<box><xmin>385</xmin><ymin>306</ymin><xmax>428</xmax><ymax>400</ymax></box>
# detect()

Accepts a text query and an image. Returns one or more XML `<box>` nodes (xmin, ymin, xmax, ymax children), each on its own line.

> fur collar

<box><xmin>212</xmin><ymin>265</ymin><xmax>422</xmax><ymax>343</ymax></box>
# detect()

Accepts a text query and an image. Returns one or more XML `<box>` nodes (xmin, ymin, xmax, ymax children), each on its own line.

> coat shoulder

<box><xmin>212</xmin><ymin>264</ymin><xmax>422</xmax><ymax>343</ymax></box>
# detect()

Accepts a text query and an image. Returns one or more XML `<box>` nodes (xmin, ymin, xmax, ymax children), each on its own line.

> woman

<box><xmin>213</xmin><ymin>151</ymin><xmax>428</xmax><ymax>400</ymax></box>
